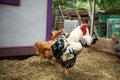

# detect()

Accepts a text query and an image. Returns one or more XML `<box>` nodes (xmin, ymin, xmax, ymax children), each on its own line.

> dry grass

<box><xmin>0</xmin><ymin>49</ymin><xmax>120</xmax><ymax>80</ymax></box>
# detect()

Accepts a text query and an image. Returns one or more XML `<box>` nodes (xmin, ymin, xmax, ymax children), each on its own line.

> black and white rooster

<box><xmin>51</xmin><ymin>23</ymin><xmax>98</xmax><ymax>77</ymax></box>
<box><xmin>51</xmin><ymin>35</ymin><xmax>82</xmax><ymax>77</ymax></box>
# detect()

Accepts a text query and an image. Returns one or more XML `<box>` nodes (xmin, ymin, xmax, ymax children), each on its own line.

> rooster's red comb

<box><xmin>81</xmin><ymin>24</ymin><xmax>88</xmax><ymax>28</ymax></box>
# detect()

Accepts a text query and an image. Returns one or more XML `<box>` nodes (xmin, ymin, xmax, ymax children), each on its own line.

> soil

<box><xmin>0</xmin><ymin>49</ymin><xmax>120</xmax><ymax>80</ymax></box>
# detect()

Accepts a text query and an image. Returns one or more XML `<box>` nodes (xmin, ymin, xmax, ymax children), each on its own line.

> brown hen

<box><xmin>34</xmin><ymin>30</ymin><xmax>63</xmax><ymax>63</ymax></box>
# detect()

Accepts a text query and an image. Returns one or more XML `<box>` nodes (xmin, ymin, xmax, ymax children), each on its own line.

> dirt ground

<box><xmin>0</xmin><ymin>48</ymin><xmax>120</xmax><ymax>80</ymax></box>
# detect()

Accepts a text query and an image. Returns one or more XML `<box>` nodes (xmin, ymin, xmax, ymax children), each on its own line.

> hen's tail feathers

<box><xmin>51</xmin><ymin>29</ymin><xmax>63</xmax><ymax>40</ymax></box>
<box><xmin>114</xmin><ymin>38</ymin><xmax>120</xmax><ymax>45</ymax></box>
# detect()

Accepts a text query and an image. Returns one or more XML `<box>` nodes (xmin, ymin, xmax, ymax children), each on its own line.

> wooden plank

<box><xmin>78</xmin><ymin>10</ymin><xmax>88</xmax><ymax>16</ymax></box>
<box><xmin>55</xmin><ymin>10</ymin><xmax>68</xmax><ymax>16</ymax></box>
<box><xmin>76</xmin><ymin>10</ymin><xmax>82</xmax><ymax>24</ymax></box>
<box><xmin>81</xmin><ymin>17</ymin><xmax>90</xmax><ymax>21</ymax></box>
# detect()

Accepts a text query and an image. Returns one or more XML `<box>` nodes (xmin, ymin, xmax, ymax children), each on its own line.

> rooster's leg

<box><xmin>83</xmin><ymin>47</ymin><xmax>89</xmax><ymax>52</ymax></box>
<box><xmin>63</xmin><ymin>67</ymin><xmax>69</xmax><ymax>77</ymax></box>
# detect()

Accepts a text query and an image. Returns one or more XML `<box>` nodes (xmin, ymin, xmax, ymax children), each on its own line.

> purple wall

<box><xmin>0</xmin><ymin>46</ymin><xmax>35</xmax><ymax>57</ymax></box>
<box><xmin>46</xmin><ymin>0</ymin><xmax>52</xmax><ymax>41</ymax></box>
<box><xmin>0</xmin><ymin>0</ymin><xmax>52</xmax><ymax>57</ymax></box>
<box><xmin>0</xmin><ymin>0</ymin><xmax>20</xmax><ymax>6</ymax></box>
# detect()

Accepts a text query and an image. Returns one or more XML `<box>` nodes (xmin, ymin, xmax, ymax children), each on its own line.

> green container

<box><xmin>107</xmin><ymin>19</ymin><xmax>120</xmax><ymax>39</ymax></box>
<box><xmin>99</xmin><ymin>14</ymin><xmax>110</xmax><ymax>22</ymax></box>
<box><xmin>111</xmin><ymin>15</ymin><xmax>120</xmax><ymax>19</ymax></box>
<box><xmin>98</xmin><ymin>14</ymin><xmax>120</xmax><ymax>37</ymax></box>
<box><xmin>98</xmin><ymin>14</ymin><xmax>110</xmax><ymax>37</ymax></box>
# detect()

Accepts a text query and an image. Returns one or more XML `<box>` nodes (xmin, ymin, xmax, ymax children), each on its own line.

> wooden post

<box><xmin>90</xmin><ymin>0</ymin><xmax>96</xmax><ymax>36</ymax></box>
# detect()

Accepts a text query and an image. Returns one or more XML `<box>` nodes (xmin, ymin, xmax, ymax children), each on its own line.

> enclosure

<box><xmin>0</xmin><ymin>49</ymin><xmax>120</xmax><ymax>80</ymax></box>
<box><xmin>0</xmin><ymin>0</ymin><xmax>120</xmax><ymax>80</ymax></box>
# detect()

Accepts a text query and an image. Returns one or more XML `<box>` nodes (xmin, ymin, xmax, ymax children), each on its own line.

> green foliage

<box><xmin>52</xmin><ymin>0</ymin><xmax>120</xmax><ymax>10</ymax></box>
<box><xmin>52</xmin><ymin>0</ymin><xmax>89</xmax><ymax>10</ymax></box>
<box><xmin>96</xmin><ymin>0</ymin><xmax>120</xmax><ymax>10</ymax></box>
<box><xmin>52</xmin><ymin>0</ymin><xmax>78</xmax><ymax>10</ymax></box>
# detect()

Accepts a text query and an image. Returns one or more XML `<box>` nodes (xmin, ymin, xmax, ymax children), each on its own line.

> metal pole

<box><xmin>90</xmin><ymin>0</ymin><xmax>96</xmax><ymax>36</ymax></box>
<box><xmin>59</xmin><ymin>5</ymin><xmax>65</xmax><ymax>21</ymax></box>
<box><xmin>55</xmin><ymin>5</ymin><xmax>60</xmax><ymax>30</ymax></box>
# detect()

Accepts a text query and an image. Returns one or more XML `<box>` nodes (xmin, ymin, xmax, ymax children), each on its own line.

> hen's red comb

<box><xmin>112</xmin><ymin>36</ymin><xmax>116</xmax><ymax>41</ymax></box>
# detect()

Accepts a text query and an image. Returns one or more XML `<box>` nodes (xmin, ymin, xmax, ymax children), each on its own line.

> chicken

<box><xmin>80</xmin><ymin>27</ymin><xmax>98</xmax><ymax>47</ymax></box>
<box><xmin>34</xmin><ymin>29</ymin><xmax>63</xmax><ymax>63</ymax></box>
<box><xmin>112</xmin><ymin>36</ymin><xmax>120</xmax><ymax>59</ymax></box>
<box><xmin>51</xmin><ymin>24</ymin><xmax>89</xmax><ymax>77</ymax></box>
<box><xmin>51</xmin><ymin>23</ymin><xmax>99</xmax><ymax>77</ymax></box>
<box><xmin>34</xmin><ymin>41</ymin><xmax>53</xmax><ymax>62</ymax></box>
<box><xmin>68</xmin><ymin>23</ymin><xmax>88</xmax><ymax>42</ymax></box>
<box><xmin>51</xmin><ymin>34</ymin><xmax>83</xmax><ymax>77</ymax></box>
<box><xmin>68</xmin><ymin>23</ymin><xmax>98</xmax><ymax>52</ymax></box>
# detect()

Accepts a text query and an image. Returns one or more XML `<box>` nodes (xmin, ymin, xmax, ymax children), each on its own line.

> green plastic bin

<box><xmin>98</xmin><ymin>14</ymin><xmax>120</xmax><ymax>37</ymax></box>
<box><xmin>107</xmin><ymin>19</ymin><xmax>120</xmax><ymax>39</ymax></box>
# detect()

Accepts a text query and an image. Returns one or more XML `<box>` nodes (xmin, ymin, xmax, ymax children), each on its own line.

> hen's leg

<box><xmin>36</xmin><ymin>51</ymin><xmax>42</xmax><ymax>63</ymax></box>
<box><xmin>49</xmin><ymin>49</ymin><xmax>54</xmax><ymax>64</ymax></box>
<box><xmin>38</xmin><ymin>55</ymin><xmax>42</xmax><ymax>63</ymax></box>
<box><xmin>38</xmin><ymin>53</ymin><xmax>43</xmax><ymax>63</ymax></box>
<box><xmin>49</xmin><ymin>59</ymin><xmax>54</xmax><ymax>64</ymax></box>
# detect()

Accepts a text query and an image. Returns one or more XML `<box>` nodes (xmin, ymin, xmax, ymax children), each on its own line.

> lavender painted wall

<box><xmin>0</xmin><ymin>0</ymin><xmax>52</xmax><ymax>57</ymax></box>
<box><xmin>0</xmin><ymin>0</ymin><xmax>47</xmax><ymax>47</ymax></box>
<box><xmin>46</xmin><ymin>0</ymin><xmax>52</xmax><ymax>41</ymax></box>
<box><xmin>0</xmin><ymin>0</ymin><xmax>20</xmax><ymax>6</ymax></box>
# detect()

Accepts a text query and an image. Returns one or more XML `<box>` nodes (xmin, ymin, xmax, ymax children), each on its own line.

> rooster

<box><xmin>51</xmin><ymin>23</ymin><xmax>98</xmax><ymax>77</ymax></box>
<box><xmin>80</xmin><ymin>27</ymin><xmax>98</xmax><ymax>47</ymax></box>
<box><xmin>68</xmin><ymin>23</ymin><xmax>98</xmax><ymax>50</ymax></box>
<box><xmin>34</xmin><ymin>29</ymin><xmax>63</xmax><ymax>63</ymax></box>
<box><xmin>112</xmin><ymin>36</ymin><xmax>120</xmax><ymax>59</ymax></box>
<box><xmin>68</xmin><ymin>23</ymin><xmax>88</xmax><ymax>42</ymax></box>
<box><xmin>51</xmin><ymin>33</ymin><xmax>83</xmax><ymax>77</ymax></box>
<box><xmin>51</xmin><ymin>24</ymin><xmax>89</xmax><ymax>77</ymax></box>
